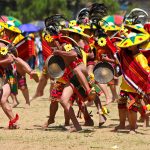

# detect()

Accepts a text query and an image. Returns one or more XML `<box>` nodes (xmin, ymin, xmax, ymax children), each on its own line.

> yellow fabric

<box><xmin>134</xmin><ymin>53</ymin><xmax>150</xmax><ymax>73</ymax></box>
<box><xmin>12</xmin><ymin>34</ymin><xmax>24</xmax><ymax>45</ymax></box>
<box><xmin>81</xmin><ymin>49</ymin><xmax>87</xmax><ymax>65</ymax></box>
<box><xmin>121</xmin><ymin>52</ymin><xmax>150</xmax><ymax>92</ymax></box>
<box><xmin>120</xmin><ymin>77</ymin><xmax>136</xmax><ymax>92</ymax></box>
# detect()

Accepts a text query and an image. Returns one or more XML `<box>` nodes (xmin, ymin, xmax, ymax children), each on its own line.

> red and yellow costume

<box><xmin>118</xmin><ymin>50</ymin><xmax>150</xmax><ymax>112</ymax></box>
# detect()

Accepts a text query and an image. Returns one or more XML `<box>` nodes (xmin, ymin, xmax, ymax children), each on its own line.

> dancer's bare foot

<box><xmin>114</xmin><ymin>124</ymin><xmax>125</xmax><ymax>131</ymax></box>
<box><xmin>129</xmin><ymin>130</ymin><xmax>136</xmax><ymax>134</ymax></box>
<box><xmin>69</xmin><ymin>126</ymin><xmax>82</xmax><ymax>132</ymax></box>
<box><xmin>64</xmin><ymin>121</ymin><xmax>70</xmax><ymax>126</ymax></box>
<box><xmin>30</xmin><ymin>93</ymin><xmax>43</xmax><ymax>101</ymax></box>
<box><xmin>11</xmin><ymin>102</ymin><xmax>19</xmax><ymax>108</ymax></box>
<box><xmin>104</xmin><ymin>97</ymin><xmax>112</xmax><ymax>106</ymax></box>
<box><xmin>112</xmin><ymin>96</ymin><xmax>119</xmax><ymax>103</ymax></box>
<box><xmin>24</xmin><ymin>103</ymin><xmax>30</xmax><ymax>109</ymax></box>
<box><xmin>126</xmin><ymin>124</ymin><xmax>138</xmax><ymax>129</ymax></box>
<box><xmin>42</xmin><ymin>119</ymin><xmax>55</xmax><ymax>129</ymax></box>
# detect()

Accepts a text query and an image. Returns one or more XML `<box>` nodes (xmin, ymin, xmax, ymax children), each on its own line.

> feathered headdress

<box><xmin>44</xmin><ymin>14</ymin><xmax>68</xmax><ymax>35</ymax></box>
<box><xmin>89</xmin><ymin>3</ymin><xmax>108</xmax><ymax>37</ymax></box>
<box><xmin>76</xmin><ymin>8</ymin><xmax>90</xmax><ymax>24</ymax></box>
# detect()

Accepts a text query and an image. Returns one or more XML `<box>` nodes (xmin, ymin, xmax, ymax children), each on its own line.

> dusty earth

<box><xmin>0</xmin><ymin>75</ymin><xmax>150</xmax><ymax>150</ymax></box>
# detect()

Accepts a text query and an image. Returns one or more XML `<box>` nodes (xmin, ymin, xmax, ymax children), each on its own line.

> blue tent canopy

<box><xmin>19</xmin><ymin>23</ymin><xmax>40</xmax><ymax>33</ymax></box>
<box><xmin>31</xmin><ymin>21</ymin><xmax>45</xmax><ymax>30</ymax></box>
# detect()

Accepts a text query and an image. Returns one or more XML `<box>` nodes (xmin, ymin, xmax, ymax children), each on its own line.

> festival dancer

<box><xmin>62</xmin><ymin>25</ymin><xmax>108</xmax><ymax>126</ymax></box>
<box><xmin>42</xmin><ymin>67</ymin><xmax>71</xmax><ymax>128</ymax></box>
<box><xmin>43</xmin><ymin>16</ymin><xmax>96</xmax><ymax>131</ymax></box>
<box><xmin>41</xmin><ymin>60</ymin><xmax>94</xmax><ymax>128</ymax></box>
<box><xmin>0</xmin><ymin>41</ymin><xmax>19</xmax><ymax>129</ymax></box>
<box><xmin>42</xmin><ymin>15</ymin><xmax>94</xmax><ymax>129</ymax></box>
<box><xmin>62</xmin><ymin>7</ymin><xmax>109</xmax><ymax>126</ymax></box>
<box><xmin>76</xmin><ymin>4</ymin><xmax>113</xmax><ymax>105</ymax></box>
<box><xmin>10</xmin><ymin>46</ymin><xmax>39</xmax><ymax>108</ymax></box>
<box><xmin>0</xmin><ymin>22</ymin><xmax>33</xmax><ymax>108</ymax></box>
<box><xmin>115</xmin><ymin>30</ymin><xmax>150</xmax><ymax>134</ymax></box>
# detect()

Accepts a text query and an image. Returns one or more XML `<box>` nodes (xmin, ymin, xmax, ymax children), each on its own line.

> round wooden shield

<box><xmin>93</xmin><ymin>62</ymin><xmax>114</xmax><ymax>84</ymax></box>
<box><xmin>45</xmin><ymin>55</ymin><xmax>65</xmax><ymax>78</ymax></box>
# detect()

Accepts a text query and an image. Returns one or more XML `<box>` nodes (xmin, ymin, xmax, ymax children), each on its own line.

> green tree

<box><xmin>4</xmin><ymin>0</ymin><xmax>70</xmax><ymax>22</ymax></box>
<box><xmin>2</xmin><ymin>0</ymin><xmax>120</xmax><ymax>23</ymax></box>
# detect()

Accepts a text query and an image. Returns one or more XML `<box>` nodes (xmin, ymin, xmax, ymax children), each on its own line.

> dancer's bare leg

<box><xmin>98</xmin><ymin>83</ymin><xmax>112</xmax><ymax>105</ymax></box>
<box><xmin>143</xmin><ymin>112</ymin><xmax>150</xmax><ymax>128</ymax></box>
<box><xmin>87</xmin><ymin>64</ymin><xmax>94</xmax><ymax>75</ymax></box>
<box><xmin>74</xmin><ymin>64</ymin><xmax>91</xmax><ymax>93</ymax></box>
<box><xmin>43</xmin><ymin>101</ymin><xmax>59</xmax><ymax>128</ymax></box>
<box><xmin>109</xmin><ymin>84</ymin><xmax>119</xmax><ymax>102</ymax></box>
<box><xmin>1</xmin><ymin>84</ymin><xmax>14</xmax><ymax>120</ymax></box>
<box><xmin>11</xmin><ymin>93</ymin><xmax>19</xmax><ymax>108</ymax></box>
<box><xmin>30</xmin><ymin>73</ymin><xmax>48</xmax><ymax>100</ymax></box>
<box><xmin>76</xmin><ymin>99</ymin><xmax>94</xmax><ymax>126</ymax></box>
<box><xmin>60</xmin><ymin>84</ymin><xmax>82</xmax><ymax>132</ymax></box>
<box><xmin>20</xmin><ymin>86</ymin><xmax>30</xmax><ymax>108</ymax></box>
<box><xmin>64</xmin><ymin>109</ymin><xmax>70</xmax><ymax>126</ymax></box>
<box><xmin>1</xmin><ymin>83</ymin><xmax>19</xmax><ymax>129</ymax></box>
<box><xmin>140</xmin><ymin>99</ymin><xmax>149</xmax><ymax>127</ymax></box>
<box><xmin>128</xmin><ymin>110</ymin><xmax>137</xmax><ymax>134</ymax></box>
<box><xmin>115</xmin><ymin>108</ymin><xmax>127</xmax><ymax>130</ymax></box>
<box><xmin>94</xmin><ymin>95</ymin><xmax>107</xmax><ymax>126</ymax></box>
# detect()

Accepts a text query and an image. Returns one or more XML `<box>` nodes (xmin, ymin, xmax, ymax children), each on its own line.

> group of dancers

<box><xmin>0</xmin><ymin>3</ymin><xmax>150</xmax><ymax>134</ymax></box>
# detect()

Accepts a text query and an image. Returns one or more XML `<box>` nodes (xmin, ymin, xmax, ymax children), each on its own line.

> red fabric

<box><xmin>28</xmin><ymin>39</ymin><xmax>35</xmax><ymax>56</ymax></box>
<box><xmin>144</xmin><ymin>23</ymin><xmax>150</xmax><ymax>34</ymax></box>
<box><xmin>141</xmin><ymin>50</ymin><xmax>150</xmax><ymax>65</ymax></box>
<box><xmin>42</xmin><ymin>34</ymin><xmax>70</xmax><ymax>61</ymax></box>
<box><xmin>17</xmin><ymin>38</ymin><xmax>35</xmax><ymax>61</ymax></box>
<box><xmin>84</xmin><ymin>45</ymin><xmax>90</xmax><ymax>53</ymax></box>
<box><xmin>106</xmin><ymin>37</ymin><xmax>150</xmax><ymax>94</ymax></box>
<box><xmin>50</xmin><ymin>82</ymin><xmax>65</xmax><ymax>98</ymax></box>
<box><xmin>69</xmin><ymin>58</ymin><xmax>83</xmax><ymax>70</ymax></box>
<box><xmin>61</xmin><ymin>68</ymin><xmax>69</xmax><ymax>81</ymax></box>
<box><xmin>52</xmin><ymin>34</ymin><xmax>70</xmax><ymax>44</ymax></box>
<box><xmin>142</xmin><ymin>105</ymin><xmax>147</xmax><ymax>111</ymax></box>
<box><xmin>94</xmin><ymin>37</ymin><xmax>115</xmax><ymax>61</ymax></box>
<box><xmin>87</xmin><ymin>61</ymin><xmax>95</xmax><ymax>66</ymax></box>
<box><xmin>9</xmin><ymin>114</ymin><xmax>19</xmax><ymax>127</ymax></box>
<box><xmin>120</xmin><ymin>50</ymin><xmax>150</xmax><ymax>94</ymax></box>
<box><xmin>106</xmin><ymin>37</ymin><xmax>117</xmax><ymax>54</ymax></box>
<box><xmin>41</xmin><ymin>38</ymin><xmax>53</xmax><ymax>61</ymax></box>
<box><xmin>1</xmin><ymin>36</ymin><xmax>11</xmax><ymax>43</ymax></box>
<box><xmin>89</xmin><ymin>37</ymin><xmax>95</xmax><ymax>44</ymax></box>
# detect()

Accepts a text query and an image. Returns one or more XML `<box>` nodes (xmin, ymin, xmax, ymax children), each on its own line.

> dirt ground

<box><xmin>0</xmin><ymin>75</ymin><xmax>150</xmax><ymax>150</ymax></box>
